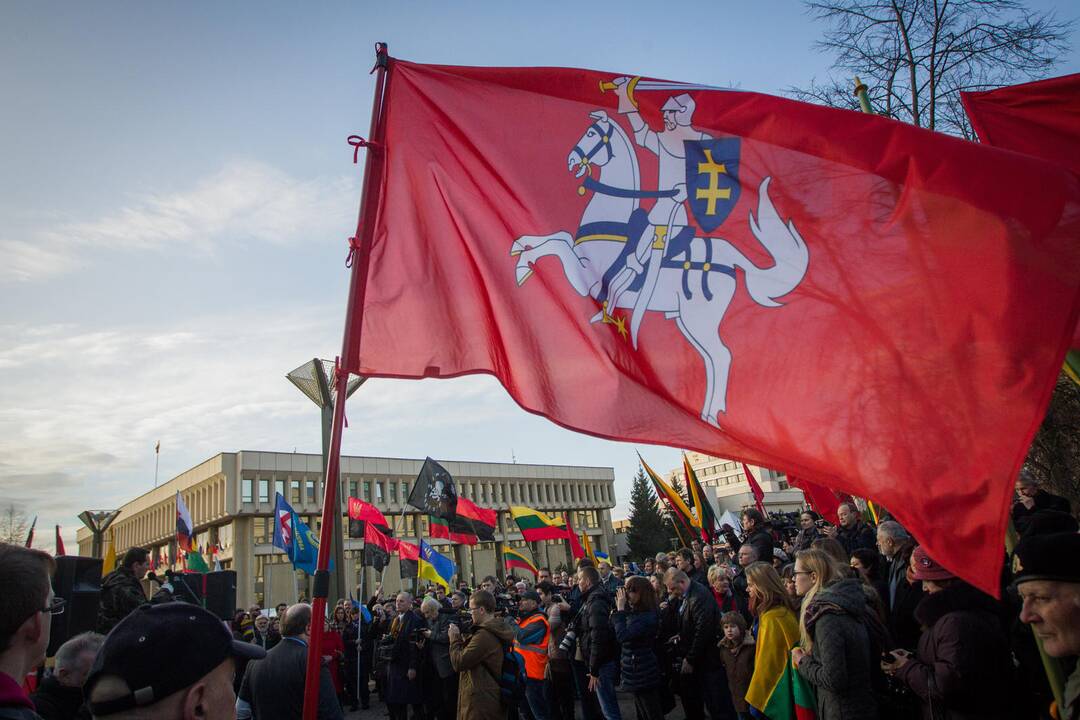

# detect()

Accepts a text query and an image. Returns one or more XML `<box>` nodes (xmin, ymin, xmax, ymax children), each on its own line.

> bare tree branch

<box><xmin>790</xmin><ymin>0</ymin><xmax>1073</xmax><ymax>137</ymax></box>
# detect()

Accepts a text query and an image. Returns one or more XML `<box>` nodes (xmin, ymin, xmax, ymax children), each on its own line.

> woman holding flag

<box><xmin>742</xmin><ymin>562</ymin><xmax>800</xmax><ymax>719</ymax></box>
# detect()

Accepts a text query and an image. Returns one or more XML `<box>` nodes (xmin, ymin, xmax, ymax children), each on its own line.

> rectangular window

<box><xmin>306</xmin><ymin>479</ymin><xmax>316</xmax><ymax>502</ymax></box>
<box><xmin>291</xmin><ymin>478</ymin><xmax>301</xmax><ymax>504</ymax></box>
<box><xmin>254</xmin><ymin>517</ymin><xmax>267</xmax><ymax>543</ymax></box>
<box><xmin>364</xmin><ymin>481</ymin><xmax>371</xmax><ymax>501</ymax></box>
<box><xmin>349</xmin><ymin>480</ymin><xmax>358</xmax><ymax>498</ymax></box>
<box><xmin>259</xmin><ymin>478</ymin><xmax>270</xmax><ymax>503</ymax></box>
<box><xmin>376</xmin><ymin>482</ymin><xmax>384</xmax><ymax>503</ymax></box>
<box><xmin>242</xmin><ymin>478</ymin><xmax>254</xmax><ymax>503</ymax></box>
<box><xmin>401</xmin><ymin>482</ymin><xmax>409</xmax><ymax>502</ymax></box>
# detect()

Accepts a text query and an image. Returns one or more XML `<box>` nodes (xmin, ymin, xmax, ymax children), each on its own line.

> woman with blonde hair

<box><xmin>743</xmin><ymin>562</ymin><xmax>800</xmax><ymax>717</ymax></box>
<box><xmin>790</xmin><ymin>549</ymin><xmax>880</xmax><ymax>719</ymax></box>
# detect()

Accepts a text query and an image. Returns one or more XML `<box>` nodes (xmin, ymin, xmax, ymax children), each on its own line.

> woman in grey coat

<box><xmin>791</xmin><ymin>549</ymin><xmax>882</xmax><ymax>720</ymax></box>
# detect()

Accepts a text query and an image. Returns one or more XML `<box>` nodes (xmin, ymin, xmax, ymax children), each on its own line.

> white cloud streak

<box><xmin>0</xmin><ymin>161</ymin><xmax>358</xmax><ymax>283</ymax></box>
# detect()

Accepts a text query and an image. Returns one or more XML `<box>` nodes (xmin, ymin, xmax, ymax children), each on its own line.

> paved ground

<box><xmin>342</xmin><ymin>689</ymin><xmax>659</xmax><ymax>720</ymax></box>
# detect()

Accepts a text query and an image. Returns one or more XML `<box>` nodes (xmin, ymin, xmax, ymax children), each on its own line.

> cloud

<box><xmin>0</xmin><ymin>161</ymin><xmax>358</xmax><ymax>283</ymax></box>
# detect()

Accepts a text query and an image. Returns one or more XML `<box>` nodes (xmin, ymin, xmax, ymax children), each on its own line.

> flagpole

<box><xmin>154</xmin><ymin>442</ymin><xmax>160</xmax><ymax>487</ymax></box>
<box><xmin>302</xmin><ymin>42</ymin><xmax>391</xmax><ymax>720</ymax></box>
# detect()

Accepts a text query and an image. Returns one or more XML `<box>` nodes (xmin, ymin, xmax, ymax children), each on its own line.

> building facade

<box><xmin>667</xmin><ymin>452</ymin><xmax>806</xmax><ymax>515</ymax></box>
<box><xmin>76</xmin><ymin>450</ymin><xmax>617</xmax><ymax>608</ymax></box>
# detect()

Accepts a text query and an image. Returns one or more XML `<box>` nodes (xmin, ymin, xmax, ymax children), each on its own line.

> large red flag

<box><xmin>347</xmin><ymin>59</ymin><xmax>1080</xmax><ymax>595</ymax></box>
<box><xmin>961</xmin><ymin>73</ymin><xmax>1080</xmax><ymax>176</ymax></box>
<box><xmin>787</xmin><ymin>476</ymin><xmax>842</xmax><ymax>526</ymax></box>
<box><xmin>962</xmin><ymin>73</ymin><xmax>1080</xmax><ymax>348</ymax></box>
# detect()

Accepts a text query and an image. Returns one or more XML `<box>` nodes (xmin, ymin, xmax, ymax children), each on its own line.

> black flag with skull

<box><xmin>407</xmin><ymin>457</ymin><xmax>458</xmax><ymax>521</ymax></box>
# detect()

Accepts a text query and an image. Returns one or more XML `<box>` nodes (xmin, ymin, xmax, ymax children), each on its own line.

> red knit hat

<box><xmin>910</xmin><ymin>545</ymin><xmax>955</xmax><ymax>582</ymax></box>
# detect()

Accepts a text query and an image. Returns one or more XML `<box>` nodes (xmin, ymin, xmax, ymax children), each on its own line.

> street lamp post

<box><xmin>77</xmin><ymin>510</ymin><xmax>120</xmax><ymax>559</ymax></box>
<box><xmin>287</xmin><ymin>359</ymin><xmax>365</xmax><ymax>609</ymax></box>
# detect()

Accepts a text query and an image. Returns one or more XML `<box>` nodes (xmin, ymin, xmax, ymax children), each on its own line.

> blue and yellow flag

<box><xmin>418</xmin><ymin>540</ymin><xmax>456</xmax><ymax>590</ymax></box>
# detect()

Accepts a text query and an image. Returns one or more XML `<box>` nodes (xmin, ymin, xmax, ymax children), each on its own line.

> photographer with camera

<box><xmin>449</xmin><ymin>590</ymin><xmax>516</xmax><ymax>720</ymax></box>
<box><xmin>424</xmin><ymin>595</ymin><xmax>461</xmax><ymax>720</ymax></box>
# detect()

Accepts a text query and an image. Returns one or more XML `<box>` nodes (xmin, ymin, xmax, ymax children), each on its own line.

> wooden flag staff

<box><xmin>301</xmin><ymin>42</ymin><xmax>391</xmax><ymax>720</ymax></box>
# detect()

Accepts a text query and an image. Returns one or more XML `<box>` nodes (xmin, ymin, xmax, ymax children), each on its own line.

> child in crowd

<box><xmin>718</xmin><ymin>611</ymin><xmax>756</xmax><ymax>720</ymax></box>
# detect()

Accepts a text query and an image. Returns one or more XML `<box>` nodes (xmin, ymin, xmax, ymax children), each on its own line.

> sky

<box><xmin>3</xmin><ymin>1</ymin><xmax>1078</xmax><ymax>551</ymax></box>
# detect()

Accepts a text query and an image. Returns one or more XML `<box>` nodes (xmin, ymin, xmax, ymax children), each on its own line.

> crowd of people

<box><xmin>2</xmin><ymin>471</ymin><xmax>1080</xmax><ymax>720</ymax></box>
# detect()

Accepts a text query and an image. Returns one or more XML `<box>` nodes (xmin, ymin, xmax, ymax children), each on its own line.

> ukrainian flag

<box><xmin>418</xmin><ymin>540</ymin><xmax>456</xmax><ymax>590</ymax></box>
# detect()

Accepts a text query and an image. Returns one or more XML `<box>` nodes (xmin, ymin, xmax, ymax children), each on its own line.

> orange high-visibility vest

<box><xmin>513</xmin><ymin>612</ymin><xmax>550</xmax><ymax>680</ymax></box>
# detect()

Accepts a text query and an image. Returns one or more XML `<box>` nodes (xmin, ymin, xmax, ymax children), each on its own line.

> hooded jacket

<box><xmin>894</xmin><ymin>582</ymin><xmax>1013</xmax><ymax>720</ymax></box>
<box><xmin>450</xmin><ymin>615</ymin><xmax>517</xmax><ymax>720</ymax></box>
<box><xmin>796</xmin><ymin>578</ymin><xmax>880</xmax><ymax>720</ymax></box>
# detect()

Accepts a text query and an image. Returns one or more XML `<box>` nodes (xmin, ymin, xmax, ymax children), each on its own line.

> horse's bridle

<box><xmin>571</xmin><ymin>121</ymin><xmax>614</xmax><ymax>169</ymax></box>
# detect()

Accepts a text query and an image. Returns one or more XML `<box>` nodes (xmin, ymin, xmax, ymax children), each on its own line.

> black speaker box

<box><xmin>168</xmin><ymin>570</ymin><xmax>237</xmax><ymax>620</ymax></box>
<box><xmin>48</xmin><ymin>556</ymin><xmax>102</xmax><ymax>656</ymax></box>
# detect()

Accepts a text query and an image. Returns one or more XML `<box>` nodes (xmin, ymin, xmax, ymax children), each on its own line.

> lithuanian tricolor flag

<box><xmin>504</xmin><ymin>547</ymin><xmax>538</xmax><ymax>576</ymax></box>
<box><xmin>745</xmin><ymin>606</ymin><xmax>815</xmax><ymax>719</ymax></box>
<box><xmin>510</xmin><ymin>505</ymin><xmax>568</xmax><ymax>541</ymax></box>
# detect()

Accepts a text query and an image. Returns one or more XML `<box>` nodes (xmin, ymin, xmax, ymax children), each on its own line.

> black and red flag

<box><xmin>363</xmin><ymin>522</ymin><xmax>396</xmax><ymax>572</ymax></box>
<box><xmin>348</xmin><ymin>497</ymin><xmax>392</xmax><ymax>539</ymax></box>
<box><xmin>398</xmin><ymin>539</ymin><xmax>420</xmax><ymax>579</ymax></box>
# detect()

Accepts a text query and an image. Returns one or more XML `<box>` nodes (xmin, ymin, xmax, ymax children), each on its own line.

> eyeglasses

<box><xmin>792</xmin><ymin>570</ymin><xmax>813</xmax><ymax>577</ymax></box>
<box><xmin>44</xmin><ymin>597</ymin><xmax>65</xmax><ymax>616</ymax></box>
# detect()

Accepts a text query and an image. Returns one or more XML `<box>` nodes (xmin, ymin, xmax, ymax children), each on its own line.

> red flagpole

<box><xmin>301</xmin><ymin>42</ymin><xmax>391</xmax><ymax>720</ymax></box>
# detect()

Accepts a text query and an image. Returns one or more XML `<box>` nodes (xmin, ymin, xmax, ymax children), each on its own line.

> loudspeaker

<box><xmin>202</xmin><ymin>570</ymin><xmax>237</xmax><ymax>620</ymax></box>
<box><xmin>48</xmin><ymin>556</ymin><xmax>102</xmax><ymax>656</ymax></box>
<box><xmin>167</xmin><ymin>571</ymin><xmax>237</xmax><ymax>621</ymax></box>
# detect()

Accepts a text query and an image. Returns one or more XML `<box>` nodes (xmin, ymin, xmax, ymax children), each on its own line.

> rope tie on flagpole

<box><xmin>345</xmin><ymin>235</ymin><xmax>362</xmax><ymax>268</ymax></box>
<box><xmin>335</xmin><ymin>357</ymin><xmax>349</xmax><ymax>428</ymax></box>
<box><xmin>347</xmin><ymin>135</ymin><xmax>380</xmax><ymax>165</ymax></box>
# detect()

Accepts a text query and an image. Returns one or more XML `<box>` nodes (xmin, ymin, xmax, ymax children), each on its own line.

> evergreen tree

<box><xmin>626</xmin><ymin>465</ymin><xmax>670</xmax><ymax>560</ymax></box>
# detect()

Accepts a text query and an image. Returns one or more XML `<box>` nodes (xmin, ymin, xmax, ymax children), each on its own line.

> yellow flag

<box><xmin>102</xmin><ymin>528</ymin><xmax>117</xmax><ymax>574</ymax></box>
<box><xmin>581</xmin><ymin>532</ymin><xmax>595</xmax><ymax>562</ymax></box>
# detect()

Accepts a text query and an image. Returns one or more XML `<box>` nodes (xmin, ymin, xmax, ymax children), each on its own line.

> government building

<box><xmin>76</xmin><ymin>450</ymin><xmax>617</xmax><ymax>608</ymax></box>
<box><xmin>665</xmin><ymin>452</ymin><xmax>806</xmax><ymax>515</ymax></box>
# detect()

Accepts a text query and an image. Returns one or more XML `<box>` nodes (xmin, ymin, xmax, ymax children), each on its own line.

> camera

<box><xmin>558</xmin><ymin>629</ymin><xmax>577</xmax><ymax>654</ymax></box>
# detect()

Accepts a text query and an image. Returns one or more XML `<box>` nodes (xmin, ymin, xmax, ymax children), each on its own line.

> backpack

<box><xmin>479</xmin><ymin>627</ymin><xmax>526</xmax><ymax>705</ymax></box>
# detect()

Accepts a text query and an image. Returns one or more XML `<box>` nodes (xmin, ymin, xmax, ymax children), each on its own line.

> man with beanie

<box><xmin>84</xmin><ymin>602</ymin><xmax>265</xmax><ymax>719</ymax></box>
<box><xmin>1015</xmin><ymin>532</ymin><xmax>1080</xmax><ymax>720</ymax></box>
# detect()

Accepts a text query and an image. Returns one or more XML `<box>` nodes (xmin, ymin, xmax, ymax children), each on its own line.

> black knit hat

<box><xmin>86</xmin><ymin>602</ymin><xmax>266</xmax><ymax>716</ymax></box>
<box><xmin>1012</xmin><ymin>532</ymin><xmax>1080</xmax><ymax>586</ymax></box>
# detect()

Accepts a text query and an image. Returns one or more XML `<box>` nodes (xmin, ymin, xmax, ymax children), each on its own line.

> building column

<box><xmin>233</xmin><ymin>517</ymin><xmax>255</xmax><ymax>609</ymax></box>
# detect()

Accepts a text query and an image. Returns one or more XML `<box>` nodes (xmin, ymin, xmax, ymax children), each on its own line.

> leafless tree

<box><xmin>791</xmin><ymin>0</ymin><xmax>1072</xmax><ymax>138</ymax></box>
<box><xmin>1025</xmin><ymin>374</ymin><xmax>1080</xmax><ymax>513</ymax></box>
<box><xmin>0</xmin><ymin>503</ymin><xmax>31</xmax><ymax>545</ymax></box>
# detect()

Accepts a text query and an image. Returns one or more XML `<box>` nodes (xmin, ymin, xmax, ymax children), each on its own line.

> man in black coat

<box><xmin>1012</xmin><ymin>469</ymin><xmax>1072</xmax><ymax>535</ymax></box>
<box><xmin>664</xmin><ymin>569</ymin><xmax>735</xmax><ymax>720</ymax></box>
<box><xmin>575</xmin><ymin>567</ymin><xmax>620</xmax><ymax>720</ymax></box>
<box><xmin>96</xmin><ymin>548</ymin><xmax>150</xmax><ymax>634</ymax></box>
<box><xmin>31</xmin><ymin>632</ymin><xmax>103</xmax><ymax>720</ymax></box>
<box><xmin>827</xmin><ymin>502</ymin><xmax>877</xmax><ymax>557</ymax></box>
<box><xmin>382</xmin><ymin>593</ymin><xmax>423</xmax><ymax>720</ymax></box>
<box><xmin>876</xmin><ymin>521</ymin><xmax>922</xmax><ymax>651</ymax></box>
<box><xmin>237</xmin><ymin>603</ymin><xmax>342</xmax><ymax>720</ymax></box>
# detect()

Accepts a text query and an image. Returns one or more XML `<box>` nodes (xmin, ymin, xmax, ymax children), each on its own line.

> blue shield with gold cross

<box><xmin>685</xmin><ymin>138</ymin><xmax>740</xmax><ymax>233</ymax></box>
